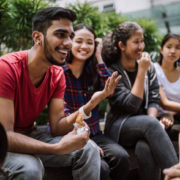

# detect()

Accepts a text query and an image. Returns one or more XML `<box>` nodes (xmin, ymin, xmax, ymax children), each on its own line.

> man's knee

<box><xmin>3</xmin><ymin>153</ymin><xmax>44</xmax><ymax>180</ymax></box>
<box><xmin>20</xmin><ymin>156</ymin><xmax>44</xmax><ymax>180</ymax></box>
<box><xmin>73</xmin><ymin>140</ymin><xmax>100</xmax><ymax>167</ymax></box>
<box><xmin>82</xmin><ymin>140</ymin><xmax>99</xmax><ymax>157</ymax></box>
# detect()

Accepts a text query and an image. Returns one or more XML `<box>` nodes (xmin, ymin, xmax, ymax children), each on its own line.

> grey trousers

<box><xmin>0</xmin><ymin>126</ymin><xmax>101</xmax><ymax>180</ymax></box>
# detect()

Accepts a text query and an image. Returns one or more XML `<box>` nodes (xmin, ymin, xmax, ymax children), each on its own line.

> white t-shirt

<box><xmin>154</xmin><ymin>62</ymin><xmax>180</xmax><ymax>115</ymax></box>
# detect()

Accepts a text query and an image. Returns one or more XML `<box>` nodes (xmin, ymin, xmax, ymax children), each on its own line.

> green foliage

<box><xmin>1</xmin><ymin>0</ymin><xmax>162</xmax><ymax>55</ymax></box>
<box><xmin>36</xmin><ymin>107</ymin><xmax>49</xmax><ymax>125</ymax></box>
<box><xmin>68</xmin><ymin>2</ymin><xmax>162</xmax><ymax>56</ymax></box>
<box><xmin>0</xmin><ymin>0</ymin><xmax>50</xmax><ymax>52</ymax></box>
<box><xmin>98</xmin><ymin>99</ymin><xmax>108</xmax><ymax>119</ymax></box>
<box><xmin>103</xmin><ymin>11</ymin><xmax>128</xmax><ymax>33</ymax></box>
<box><xmin>135</xmin><ymin>18</ymin><xmax>161</xmax><ymax>53</ymax></box>
<box><xmin>0</xmin><ymin>0</ymin><xmax>9</xmax><ymax>54</ymax></box>
<box><xmin>68</xmin><ymin>2</ymin><xmax>127</xmax><ymax>38</ymax></box>
<box><xmin>68</xmin><ymin>2</ymin><xmax>107</xmax><ymax>37</ymax></box>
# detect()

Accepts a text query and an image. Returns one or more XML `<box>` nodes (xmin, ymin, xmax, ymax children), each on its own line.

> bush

<box><xmin>135</xmin><ymin>18</ymin><xmax>162</xmax><ymax>58</ymax></box>
<box><xmin>68</xmin><ymin>2</ymin><xmax>162</xmax><ymax>59</ymax></box>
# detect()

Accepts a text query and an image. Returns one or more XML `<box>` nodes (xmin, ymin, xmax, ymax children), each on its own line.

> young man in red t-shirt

<box><xmin>0</xmin><ymin>7</ymin><xmax>120</xmax><ymax>180</ymax></box>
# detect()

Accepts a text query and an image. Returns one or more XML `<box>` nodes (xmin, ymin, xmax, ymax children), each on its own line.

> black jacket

<box><xmin>104</xmin><ymin>60</ymin><xmax>160</xmax><ymax>142</ymax></box>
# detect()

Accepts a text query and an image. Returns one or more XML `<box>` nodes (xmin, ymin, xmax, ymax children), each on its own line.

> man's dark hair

<box><xmin>32</xmin><ymin>7</ymin><xmax>76</xmax><ymax>35</ymax></box>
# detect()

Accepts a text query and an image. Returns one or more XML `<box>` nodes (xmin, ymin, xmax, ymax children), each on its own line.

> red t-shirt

<box><xmin>0</xmin><ymin>50</ymin><xmax>66</xmax><ymax>132</ymax></box>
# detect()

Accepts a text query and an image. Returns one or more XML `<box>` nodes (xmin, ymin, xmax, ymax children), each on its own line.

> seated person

<box><xmin>154</xmin><ymin>33</ymin><xmax>180</xmax><ymax>140</ymax></box>
<box><xmin>102</xmin><ymin>21</ymin><xmax>178</xmax><ymax>180</ymax></box>
<box><xmin>0</xmin><ymin>7</ymin><xmax>119</xmax><ymax>180</ymax></box>
<box><xmin>63</xmin><ymin>24</ymin><xmax>129</xmax><ymax>180</ymax></box>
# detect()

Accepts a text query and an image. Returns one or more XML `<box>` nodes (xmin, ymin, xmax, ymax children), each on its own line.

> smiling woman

<box><xmin>102</xmin><ymin>21</ymin><xmax>178</xmax><ymax>180</ymax></box>
<box><xmin>62</xmin><ymin>24</ymin><xmax>130</xmax><ymax>180</ymax></box>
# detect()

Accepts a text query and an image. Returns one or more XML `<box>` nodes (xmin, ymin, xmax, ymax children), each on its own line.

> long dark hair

<box><xmin>66</xmin><ymin>24</ymin><xmax>100</xmax><ymax>91</ymax></box>
<box><xmin>102</xmin><ymin>22</ymin><xmax>143</xmax><ymax>67</ymax></box>
<box><xmin>158</xmin><ymin>33</ymin><xmax>180</xmax><ymax>67</ymax></box>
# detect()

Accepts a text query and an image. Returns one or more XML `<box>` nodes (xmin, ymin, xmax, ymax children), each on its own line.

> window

<box><xmin>103</xmin><ymin>3</ymin><xmax>114</xmax><ymax>11</ymax></box>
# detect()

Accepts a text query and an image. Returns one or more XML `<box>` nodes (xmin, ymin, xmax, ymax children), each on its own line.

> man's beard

<box><xmin>44</xmin><ymin>37</ymin><xmax>65</xmax><ymax>66</ymax></box>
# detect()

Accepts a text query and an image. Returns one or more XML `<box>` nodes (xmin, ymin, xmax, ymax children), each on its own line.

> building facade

<box><xmin>54</xmin><ymin>0</ymin><xmax>180</xmax><ymax>34</ymax></box>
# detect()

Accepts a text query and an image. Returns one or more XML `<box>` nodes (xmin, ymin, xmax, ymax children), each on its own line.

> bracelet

<box><xmin>79</xmin><ymin>106</ymin><xmax>92</xmax><ymax>119</ymax></box>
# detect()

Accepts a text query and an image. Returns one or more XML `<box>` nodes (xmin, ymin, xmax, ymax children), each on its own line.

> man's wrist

<box><xmin>51</xmin><ymin>143</ymin><xmax>64</xmax><ymax>155</ymax></box>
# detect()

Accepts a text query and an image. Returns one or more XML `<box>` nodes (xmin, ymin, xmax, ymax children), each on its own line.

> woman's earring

<box><xmin>37</xmin><ymin>41</ymin><xmax>41</xmax><ymax>45</ymax></box>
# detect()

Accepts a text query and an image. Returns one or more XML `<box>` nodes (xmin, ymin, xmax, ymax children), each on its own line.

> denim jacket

<box><xmin>104</xmin><ymin>60</ymin><xmax>160</xmax><ymax>142</ymax></box>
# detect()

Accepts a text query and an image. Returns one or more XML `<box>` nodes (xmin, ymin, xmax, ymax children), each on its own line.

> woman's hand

<box><xmin>98</xmin><ymin>146</ymin><xmax>104</xmax><ymax>157</ymax></box>
<box><xmin>83</xmin><ymin>71</ymin><xmax>121</xmax><ymax>114</ymax></box>
<box><xmin>138</xmin><ymin>52</ymin><xmax>151</xmax><ymax>74</ymax></box>
<box><xmin>160</xmin><ymin>113</ymin><xmax>174</xmax><ymax>129</ymax></box>
<box><xmin>102</xmin><ymin>71</ymin><xmax>121</xmax><ymax>97</ymax></box>
<box><xmin>95</xmin><ymin>38</ymin><xmax>103</xmax><ymax>64</ymax></box>
<box><xmin>164</xmin><ymin>163</ymin><xmax>180</xmax><ymax>180</ymax></box>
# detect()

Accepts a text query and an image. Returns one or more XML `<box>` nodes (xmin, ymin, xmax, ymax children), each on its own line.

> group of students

<box><xmin>0</xmin><ymin>6</ymin><xmax>180</xmax><ymax>180</ymax></box>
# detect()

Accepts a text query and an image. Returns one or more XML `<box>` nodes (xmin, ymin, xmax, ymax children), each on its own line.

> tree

<box><xmin>68</xmin><ymin>2</ymin><xmax>161</xmax><ymax>56</ymax></box>
<box><xmin>0</xmin><ymin>0</ymin><xmax>50</xmax><ymax>53</ymax></box>
<box><xmin>135</xmin><ymin>18</ymin><xmax>161</xmax><ymax>54</ymax></box>
<box><xmin>0</xmin><ymin>0</ymin><xmax>9</xmax><ymax>54</ymax></box>
<box><xmin>68</xmin><ymin>2</ymin><xmax>108</xmax><ymax>37</ymax></box>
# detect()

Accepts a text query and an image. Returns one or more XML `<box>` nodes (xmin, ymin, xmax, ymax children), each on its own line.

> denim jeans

<box><xmin>119</xmin><ymin>115</ymin><xmax>178</xmax><ymax>180</ymax></box>
<box><xmin>91</xmin><ymin>134</ymin><xmax>129</xmax><ymax>180</ymax></box>
<box><xmin>0</xmin><ymin>126</ymin><xmax>101</xmax><ymax>180</ymax></box>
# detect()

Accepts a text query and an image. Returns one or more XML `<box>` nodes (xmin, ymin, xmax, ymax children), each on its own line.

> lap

<box><xmin>122</xmin><ymin>115</ymin><xmax>159</xmax><ymax>131</ymax></box>
<box><xmin>119</xmin><ymin>115</ymin><xmax>161</xmax><ymax>147</ymax></box>
<box><xmin>1</xmin><ymin>152</ymin><xmax>44</xmax><ymax>179</ymax></box>
<box><xmin>28</xmin><ymin>126</ymin><xmax>99</xmax><ymax>168</ymax></box>
<box><xmin>91</xmin><ymin>134</ymin><xmax>129</xmax><ymax>158</ymax></box>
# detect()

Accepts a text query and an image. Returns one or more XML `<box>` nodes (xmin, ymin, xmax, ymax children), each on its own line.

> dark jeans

<box><xmin>91</xmin><ymin>134</ymin><xmax>130</xmax><ymax>180</ymax></box>
<box><xmin>119</xmin><ymin>115</ymin><xmax>178</xmax><ymax>180</ymax></box>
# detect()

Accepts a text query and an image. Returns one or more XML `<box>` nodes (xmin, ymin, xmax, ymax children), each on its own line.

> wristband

<box><xmin>79</xmin><ymin>106</ymin><xmax>92</xmax><ymax>119</ymax></box>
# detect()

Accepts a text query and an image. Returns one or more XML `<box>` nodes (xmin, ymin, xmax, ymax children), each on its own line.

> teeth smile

<box><xmin>79</xmin><ymin>51</ymin><xmax>88</xmax><ymax>54</ymax></box>
<box><xmin>59</xmin><ymin>50</ymin><xmax>68</xmax><ymax>54</ymax></box>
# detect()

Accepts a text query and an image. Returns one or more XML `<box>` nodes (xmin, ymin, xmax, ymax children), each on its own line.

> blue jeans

<box><xmin>0</xmin><ymin>126</ymin><xmax>101</xmax><ymax>180</ymax></box>
<box><xmin>119</xmin><ymin>115</ymin><xmax>178</xmax><ymax>180</ymax></box>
